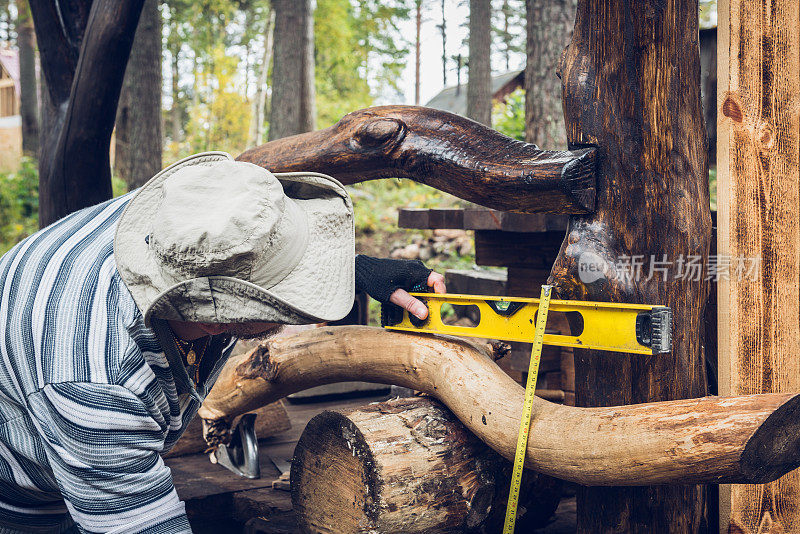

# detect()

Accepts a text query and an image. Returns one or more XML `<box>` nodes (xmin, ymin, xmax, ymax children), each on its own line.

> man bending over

<box><xmin>0</xmin><ymin>152</ymin><xmax>443</xmax><ymax>533</ymax></box>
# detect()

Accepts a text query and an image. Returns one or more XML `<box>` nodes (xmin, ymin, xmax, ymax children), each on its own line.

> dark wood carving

<box><xmin>30</xmin><ymin>0</ymin><xmax>144</xmax><ymax>227</ymax></box>
<box><xmin>554</xmin><ymin>1</ymin><xmax>712</xmax><ymax>532</ymax></box>
<box><xmin>238</xmin><ymin>105</ymin><xmax>597</xmax><ymax>214</ymax></box>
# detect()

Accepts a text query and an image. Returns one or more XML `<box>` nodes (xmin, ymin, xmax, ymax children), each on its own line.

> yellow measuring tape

<box><xmin>381</xmin><ymin>287</ymin><xmax>672</xmax><ymax>531</ymax></box>
<box><xmin>502</xmin><ymin>284</ymin><xmax>552</xmax><ymax>534</ymax></box>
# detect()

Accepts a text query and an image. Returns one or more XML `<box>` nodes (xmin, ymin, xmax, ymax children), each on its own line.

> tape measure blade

<box><xmin>502</xmin><ymin>285</ymin><xmax>552</xmax><ymax>534</ymax></box>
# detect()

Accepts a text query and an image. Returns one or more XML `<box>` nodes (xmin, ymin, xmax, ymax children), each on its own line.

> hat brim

<box><xmin>114</xmin><ymin>153</ymin><xmax>355</xmax><ymax>327</ymax></box>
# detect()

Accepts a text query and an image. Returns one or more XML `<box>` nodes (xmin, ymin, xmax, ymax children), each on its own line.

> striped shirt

<box><xmin>0</xmin><ymin>193</ymin><xmax>235</xmax><ymax>533</ymax></box>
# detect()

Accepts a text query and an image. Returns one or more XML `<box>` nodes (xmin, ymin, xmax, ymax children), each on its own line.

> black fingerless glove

<box><xmin>355</xmin><ymin>255</ymin><xmax>432</xmax><ymax>327</ymax></box>
<box><xmin>354</xmin><ymin>255</ymin><xmax>432</xmax><ymax>303</ymax></box>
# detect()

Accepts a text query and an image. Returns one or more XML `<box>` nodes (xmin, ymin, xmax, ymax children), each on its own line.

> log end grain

<box><xmin>291</xmin><ymin>411</ymin><xmax>381</xmax><ymax>533</ymax></box>
<box><xmin>740</xmin><ymin>394</ymin><xmax>800</xmax><ymax>483</ymax></box>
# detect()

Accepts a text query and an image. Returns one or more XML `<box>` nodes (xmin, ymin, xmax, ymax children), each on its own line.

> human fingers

<box><xmin>389</xmin><ymin>288</ymin><xmax>428</xmax><ymax>320</ymax></box>
<box><xmin>427</xmin><ymin>271</ymin><xmax>447</xmax><ymax>294</ymax></box>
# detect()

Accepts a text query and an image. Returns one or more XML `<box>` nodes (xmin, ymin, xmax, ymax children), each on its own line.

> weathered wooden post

<box><xmin>556</xmin><ymin>1</ymin><xmax>712</xmax><ymax>531</ymax></box>
<box><xmin>717</xmin><ymin>0</ymin><xmax>800</xmax><ymax>531</ymax></box>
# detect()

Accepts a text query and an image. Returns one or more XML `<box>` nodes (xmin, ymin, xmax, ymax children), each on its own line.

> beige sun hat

<box><xmin>114</xmin><ymin>151</ymin><xmax>355</xmax><ymax>327</ymax></box>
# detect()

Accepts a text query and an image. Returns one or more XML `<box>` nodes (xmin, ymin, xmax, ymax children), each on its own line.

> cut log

<box><xmin>291</xmin><ymin>396</ymin><xmax>562</xmax><ymax>533</ymax></box>
<box><xmin>197</xmin><ymin>326</ymin><xmax>800</xmax><ymax>486</ymax></box>
<box><xmin>236</xmin><ymin>105</ymin><xmax>597</xmax><ymax>214</ymax></box>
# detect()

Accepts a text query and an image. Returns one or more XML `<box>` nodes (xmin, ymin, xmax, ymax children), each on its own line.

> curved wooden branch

<box><xmin>237</xmin><ymin>105</ymin><xmax>596</xmax><ymax>214</ymax></box>
<box><xmin>198</xmin><ymin>326</ymin><xmax>800</xmax><ymax>486</ymax></box>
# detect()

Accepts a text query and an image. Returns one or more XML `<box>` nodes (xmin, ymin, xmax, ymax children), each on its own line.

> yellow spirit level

<box><xmin>383</xmin><ymin>292</ymin><xmax>672</xmax><ymax>355</ymax></box>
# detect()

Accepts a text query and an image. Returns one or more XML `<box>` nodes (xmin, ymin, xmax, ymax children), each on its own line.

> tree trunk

<box><xmin>456</xmin><ymin>54</ymin><xmax>463</xmax><ymax>93</ymax></box>
<box><xmin>466</xmin><ymin>0</ymin><xmax>492</xmax><ymax>126</ymax></box>
<box><xmin>257</xmin><ymin>11</ymin><xmax>276</xmax><ymax>144</ymax></box>
<box><xmin>502</xmin><ymin>0</ymin><xmax>510</xmax><ymax>71</ymax></box>
<box><xmin>247</xmin><ymin>9</ymin><xmax>274</xmax><ymax>149</ymax></box>
<box><xmin>115</xmin><ymin>79</ymin><xmax>132</xmax><ymax>185</ymax></box>
<box><xmin>30</xmin><ymin>0</ymin><xmax>144</xmax><ymax>227</ymax></box>
<box><xmin>556</xmin><ymin>1</ymin><xmax>711</xmax><ymax>531</ymax></box>
<box><xmin>299</xmin><ymin>0</ymin><xmax>315</xmax><ymax>133</ymax></box>
<box><xmin>524</xmin><ymin>0</ymin><xmax>575</xmax><ymax>148</ymax></box>
<box><xmin>440</xmin><ymin>0</ymin><xmax>447</xmax><ymax>86</ymax></box>
<box><xmin>197</xmin><ymin>326</ymin><xmax>800</xmax><ymax>487</ymax></box>
<box><xmin>699</xmin><ymin>28</ymin><xmax>716</xmax><ymax>165</ymax></box>
<box><xmin>269</xmin><ymin>0</ymin><xmax>315</xmax><ymax>141</ymax></box>
<box><xmin>168</xmin><ymin>23</ymin><xmax>181</xmax><ymax>144</ymax></box>
<box><xmin>242</xmin><ymin>11</ymin><xmax>252</xmax><ymax>96</ymax></box>
<box><xmin>115</xmin><ymin>0</ymin><xmax>162</xmax><ymax>190</ymax></box>
<box><xmin>17</xmin><ymin>0</ymin><xmax>38</xmax><ymax>157</ymax></box>
<box><xmin>238</xmin><ymin>105</ymin><xmax>597</xmax><ymax>214</ymax></box>
<box><xmin>292</xmin><ymin>396</ymin><xmax>562</xmax><ymax>533</ymax></box>
<box><xmin>415</xmin><ymin>0</ymin><xmax>422</xmax><ymax>105</ymax></box>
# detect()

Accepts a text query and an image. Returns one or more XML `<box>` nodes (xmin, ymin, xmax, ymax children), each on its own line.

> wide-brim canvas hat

<box><xmin>114</xmin><ymin>152</ymin><xmax>355</xmax><ymax>327</ymax></box>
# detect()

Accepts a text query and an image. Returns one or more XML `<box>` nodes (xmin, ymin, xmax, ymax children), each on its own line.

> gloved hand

<box><xmin>354</xmin><ymin>255</ymin><xmax>446</xmax><ymax>321</ymax></box>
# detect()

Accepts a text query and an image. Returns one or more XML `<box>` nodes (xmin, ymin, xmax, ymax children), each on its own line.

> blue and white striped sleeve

<box><xmin>26</xmin><ymin>382</ymin><xmax>191</xmax><ymax>534</ymax></box>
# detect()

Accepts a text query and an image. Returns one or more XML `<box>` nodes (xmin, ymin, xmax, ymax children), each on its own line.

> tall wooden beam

<box><xmin>717</xmin><ymin>0</ymin><xmax>800</xmax><ymax>531</ymax></box>
<box><xmin>556</xmin><ymin>0</ymin><xmax>711</xmax><ymax>531</ymax></box>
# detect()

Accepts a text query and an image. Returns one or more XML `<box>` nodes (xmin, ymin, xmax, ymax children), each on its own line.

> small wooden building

<box><xmin>0</xmin><ymin>48</ymin><xmax>22</xmax><ymax>172</ymax></box>
<box><xmin>425</xmin><ymin>69</ymin><xmax>524</xmax><ymax>116</ymax></box>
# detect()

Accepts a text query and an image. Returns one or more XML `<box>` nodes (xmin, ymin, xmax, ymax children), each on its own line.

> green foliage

<box><xmin>180</xmin><ymin>47</ymin><xmax>252</xmax><ymax>155</ymax></box>
<box><xmin>0</xmin><ymin>0</ymin><xmax>14</xmax><ymax>43</ymax></box>
<box><xmin>492</xmin><ymin>0</ymin><xmax>525</xmax><ymax>70</ymax></box>
<box><xmin>492</xmin><ymin>87</ymin><xmax>525</xmax><ymax>141</ymax></box>
<box><xmin>699</xmin><ymin>0</ymin><xmax>717</xmax><ymax>30</ymax></box>
<box><xmin>164</xmin><ymin>42</ymin><xmax>253</xmax><ymax>160</ymax></box>
<box><xmin>314</xmin><ymin>0</ymin><xmax>411</xmax><ymax>127</ymax></box>
<box><xmin>351</xmin><ymin>0</ymin><xmax>411</xmax><ymax>99</ymax></box>
<box><xmin>315</xmin><ymin>0</ymin><xmax>374</xmax><ymax>126</ymax></box>
<box><xmin>348</xmin><ymin>179</ymin><xmax>465</xmax><ymax>236</ymax></box>
<box><xmin>163</xmin><ymin>0</ymin><xmax>269</xmax><ymax>156</ymax></box>
<box><xmin>0</xmin><ymin>160</ymin><xmax>132</xmax><ymax>256</ymax></box>
<box><xmin>112</xmin><ymin>175</ymin><xmax>129</xmax><ymax>198</ymax></box>
<box><xmin>0</xmin><ymin>157</ymin><xmax>38</xmax><ymax>255</ymax></box>
<box><xmin>708</xmin><ymin>165</ymin><xmax>717</xmax><ymax>212</ymax></box>
<box><xmin>162</xmin><ymin>0</ymin><xmax>411</xmax><ymax>155</ymax></box>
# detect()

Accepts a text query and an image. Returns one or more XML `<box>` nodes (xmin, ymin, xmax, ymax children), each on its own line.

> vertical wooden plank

<box><xmin>717</xmin><ymin>0</ymin><xmax>800</xmax><ymax>532</ymax></box>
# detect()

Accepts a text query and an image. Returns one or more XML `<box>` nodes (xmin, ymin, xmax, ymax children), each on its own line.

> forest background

<box><xmin>0</xmin><ymin>0</ymin><xmax>717</xmax><ymax>274</ymax></box>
